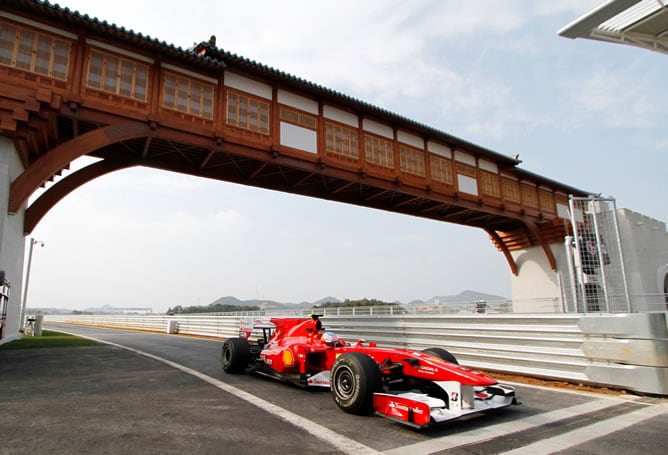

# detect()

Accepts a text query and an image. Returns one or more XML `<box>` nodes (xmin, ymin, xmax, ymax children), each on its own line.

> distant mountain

<box><xmin>208</xmin><ymin>291</ymin><xmax>506</xmax><ymax>309</ymax></box>
<box><xmin>209</xmin><ymin>295</ymin><xmax>314</xmax><ymax>310</ymax></box>
<box><xmin>26</xmin><ymin>307</ymin><xmax>76</xmax><ymax>315</ymax></box>
<box><xmin>413</xmin><ymin>290</ymin><xmax>508</xmax><ymax>306</ymax></box>
<box><xmin>308</xmin><ymin>296</ymin><xmax>341</xmax><ymax>306</ymax></box>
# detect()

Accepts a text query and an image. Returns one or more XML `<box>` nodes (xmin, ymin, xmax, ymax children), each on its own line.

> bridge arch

<box><xmin>9</xmin><ymin>122</ymin><xmax>150</xmax><ymax>215</ymax></box>
<box><xmin>23</xmin><ymin>156</ymin><xmax>139</xmax><ymax>235</ymax></box>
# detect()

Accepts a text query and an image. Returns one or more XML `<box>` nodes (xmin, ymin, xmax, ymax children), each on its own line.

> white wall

<box><xmin>616</xmin><ymin>209</ymin><xmax>668</xmax><ymax>312</ymax></box>
<box><xmin>510</xmin><ymin>244</ymin><xmax>566</xmax><ymax>313</ymax></box>
<box><xmin>0</xmin><ymin>137</ymin><xmax>26</xmax><ymax>342</ymax></box>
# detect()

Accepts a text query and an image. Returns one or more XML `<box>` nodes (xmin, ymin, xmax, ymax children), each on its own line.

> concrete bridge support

<box><xmin>0</xmin><ymin>137</ymin><xmax>26</xmax><ymax>343</ymax></box>
<box><xmin>510</xmin><ymin>244</ymin><xmax>567</xmax><ymax>313</ymax></box>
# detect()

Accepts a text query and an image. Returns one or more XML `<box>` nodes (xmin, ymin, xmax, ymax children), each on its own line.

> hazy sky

<box><xmin>25</xmin><ymin>1</ymin><xmax>668</xmax><ymax>312</ymax></box>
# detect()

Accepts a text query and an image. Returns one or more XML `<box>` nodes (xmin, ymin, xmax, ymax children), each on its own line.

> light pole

<box><xmin>20</xmin><ymin>237</ymin><xmax>44</xmax><ymax>331</ymax></box>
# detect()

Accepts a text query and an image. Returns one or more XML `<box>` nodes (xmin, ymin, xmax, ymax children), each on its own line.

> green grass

<box><xmin>0</xmin><ymin>330</ymin><xmax>97</xmax><ymax>349</ymax></box>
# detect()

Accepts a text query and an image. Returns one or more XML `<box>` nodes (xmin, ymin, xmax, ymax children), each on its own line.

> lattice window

<box><xmin>399</xmin><ymin>145</ymin><xmax>425</xmax><ymax>177</ymax></box>
<box><xmin>501</xmin><ymin>177</ymin><xmax>520</xmax><ymax>204</ymax></box>
<box><xmin>162</xmin><ymin>72</ymin><xmax>215</xmax><ymax>119</ymax></box>
<box><xmin>226</xmin><ymin>91</ymin><xmax>270</xmax><ymax>134</ymax></box>
<box><xmin>430</xmin><ymin>155</ymin><xmax>453</xmax><ymax>185</ymax></box>
<box><xmin>280</xmin><ymin>108</ymin><xmax>316</xmax><ymax>129</ymax></box>
<box><xmin>479</xmin><ymin>170</ymin><xmax>501</xmax><ymax>198</ymax></box>
<box><xmin>364</xmin><ymin>134</ymin><xmax>394</xmax><ymax>169</ymax></box>
<box><xmin>539</xmin><ymin>189</ymin><xmax>555</xmax><ymax>213</ymax></box>
<box><xmin>520</xmin><ymin>183</ymin><xmax>539</xmax><ymax>208</ymax></box>
<box><xmin>325</xmin><ymin>122</ymin><xmax>358</xmax><ymax>160</ymax></box>
<box><xmin>86</xmin><ymin>49</ymin><xmax>148</xmax><ymax>101</ymax></box>
<box><xmin>455</xmin><ymin>162</ymin><xmax>477</xmax><ymax>178</ymax></box>
<box><xmin>0</xmin><ymin>22</ymin><xmax>71</xmax><ymax>80</ymax></box>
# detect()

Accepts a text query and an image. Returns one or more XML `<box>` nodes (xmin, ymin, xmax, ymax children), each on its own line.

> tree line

<box><xmin>167</xmin><ymin>303</ymin><xmax>260</xmax><ymax>314</ymax></box>
<box><xmin>314</xmin><ymin>298</ymin><xmax>400</xmax><ymax>308</ymax></box>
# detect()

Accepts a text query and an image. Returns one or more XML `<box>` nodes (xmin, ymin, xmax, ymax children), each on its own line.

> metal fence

<box><xmin>565</xmin><ymin>196</ymin><xmax>631</xmax><ymax>313</ymax></box>
<box><xmin>43</xmin><ymin>311</ymin><xmax>668</xmax><ymax>396</ymax></box>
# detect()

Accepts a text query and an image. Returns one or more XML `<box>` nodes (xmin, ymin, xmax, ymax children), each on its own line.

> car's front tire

<box><xmin>330</xmin><ymin>352</ymin><xmax>381</xmax><ymax>414</ymax></box>
<box><xmin>221</xmin><ymin>337</ymin><xmax>251</xmax><ymax>373</ymax></box>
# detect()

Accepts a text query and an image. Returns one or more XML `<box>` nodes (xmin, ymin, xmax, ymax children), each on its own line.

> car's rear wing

<box><xmin>239</xmin><ymin>318</ymin><xmax>276</xmax><ymax>340</ymax></box>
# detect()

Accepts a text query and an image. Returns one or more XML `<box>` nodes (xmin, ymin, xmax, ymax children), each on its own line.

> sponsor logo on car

<box><xmin>388</xmin><ymin>401</ymin><xmax>424</xmax><ymax>415</ymax></box>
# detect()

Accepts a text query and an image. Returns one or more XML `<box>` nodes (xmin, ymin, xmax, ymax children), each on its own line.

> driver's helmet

<box><xmin>322</xmin><ymin>331</ymin><xmax>339</xmax><ymax>346</ymax></box>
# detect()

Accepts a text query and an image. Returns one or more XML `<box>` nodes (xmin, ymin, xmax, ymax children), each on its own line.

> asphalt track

<box><xmin>1</xmin><ymin>323</ymin><xmax>666</xmax><ymax>454</ymax></box>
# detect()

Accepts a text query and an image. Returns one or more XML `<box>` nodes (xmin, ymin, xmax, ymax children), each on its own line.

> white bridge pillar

<box><xmin>510</xmin><ymin>243</ymin><xmax>568</xmax><ymax>313</ymax></box>
<box><xmin>0</xmin><ymin>137</ymin><xmax>26</xmax><ymax>343</ymax></box>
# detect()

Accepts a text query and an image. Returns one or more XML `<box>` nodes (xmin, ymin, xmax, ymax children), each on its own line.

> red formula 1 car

<box><xmin>221</xmin><ymin>315</ymin><xmax>518</xmax><ymax>428</ymax></box>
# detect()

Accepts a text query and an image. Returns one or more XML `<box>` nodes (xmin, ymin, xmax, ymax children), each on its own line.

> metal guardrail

<box><xmin>43</xmin><ymin>311</ymin><xmax>668</xmax><ymax>396</ymax></box>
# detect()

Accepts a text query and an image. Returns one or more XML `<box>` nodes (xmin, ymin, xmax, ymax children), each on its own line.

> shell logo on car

<box><xmin>282</xmin><ymin>349</ymin><xmax>295</xmax><ymax>367</ymax></box>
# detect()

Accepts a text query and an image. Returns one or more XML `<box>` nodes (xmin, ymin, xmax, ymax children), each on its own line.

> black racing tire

<box><xmin>221</xmin><ymin>337</ymin><xmax>251</xmax><ymax>374</ymax></box>
<box><xmin>422</xmin><ymin>347</ymin><xmax>459</xmax><ymax>365</ymax></box>
<box><xmin>330</xmin><ymin>352</ymin><xmax>381</xmax><ymax>414</ymax></box>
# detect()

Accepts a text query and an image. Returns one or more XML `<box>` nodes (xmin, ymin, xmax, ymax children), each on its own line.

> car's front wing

<box><xmin>373</xmin><ymin>381</ymin><xmax>517</xmax><ymax>428</ymax></box>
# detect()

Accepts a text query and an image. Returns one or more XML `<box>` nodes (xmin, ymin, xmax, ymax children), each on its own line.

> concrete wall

<box><xmin>510</xmin><ymin>243</ymin><xmax>566</xmax><ymax>313</ymax></box>
<box><xmin>616</xmin><ymin>209</ymin><xmax>668</xmax><ymax>312</ymax></box>
<box><xmin>0</xmin><ymin>137</ymin><xmax>25</xmax><ymax>342</ymax></box>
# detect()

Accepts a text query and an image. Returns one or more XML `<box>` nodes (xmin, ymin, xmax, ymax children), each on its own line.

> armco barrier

<box><xmin>44</xmin><ymin>311</ymin><xmax>668</xmax><ymax>395</ymax></box>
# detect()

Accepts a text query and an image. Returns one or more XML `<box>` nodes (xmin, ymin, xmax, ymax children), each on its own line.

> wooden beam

<box><xmin>9</xmin><ymin>121</ymin><xmax>149</xmax><ymax>213</ymax></box>
<box><xmin>527</xmin><ymin>222</ymin><xmax>558</xmax><ymax>271</ymax></box>
<box><xmin>486</xmin><ymin>229</ymin><xmax>519</xmax><ymax>276</ymax></box>
<box><xmin>24</xmin><ymin>157</ymin><xmax>138</xmax><ymax>234</ymax></box>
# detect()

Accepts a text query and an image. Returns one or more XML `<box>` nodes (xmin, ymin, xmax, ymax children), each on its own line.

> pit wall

<box><xmin>43</xmin><ymin>311</ymin><xmax>668</xmax><ymax>395</ymax></box>
<box><xmin>0</xmin><ymin>137</ymin><xmax>26</xmax><ymax>343</ymax></box>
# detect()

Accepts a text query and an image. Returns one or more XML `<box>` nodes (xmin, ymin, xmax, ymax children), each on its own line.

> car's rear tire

<box><xmin>222</xmin><ymin>337</ymin><xmax>251</xmax><ymax>373</ymax></box>
<box><xmin>422</xmin><ymin>347</ymin><xmax>459</xmax><ymax>365</ymax></box>
<box><xmin>330</xmin><ymin>352</ymin><xmax>381</xmax><ymax>414</ymax></box>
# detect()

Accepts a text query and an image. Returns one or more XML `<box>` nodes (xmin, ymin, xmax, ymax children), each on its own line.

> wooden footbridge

<box><xmin>0</xmin><ymin>0</ymin><xmax>589</xmax><ymax>275</ymax></box>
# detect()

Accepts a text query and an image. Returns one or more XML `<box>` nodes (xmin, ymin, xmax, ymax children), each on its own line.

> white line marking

<box><xmin>499</xmin><ymin>404</ymin><xmax>668</xmax><ymax>454</ymax></box>
<box><xmin>383</xmin><ymin>399</ymin><xmax>621</xmax><ymax>455</ymax></box>
<box><xmin>61</xmin><ymin>331</ymin><xmax>381</xmax><ymax>455</ymax></box>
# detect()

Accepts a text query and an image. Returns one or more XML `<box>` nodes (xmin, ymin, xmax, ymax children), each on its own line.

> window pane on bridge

<box><xmin>16</xmin><ymin>29</ymin><xmax>33</xmax><ymax>70</ymax></box>
<box><xmin>280</xmin><ymin>108</ymin><xmax>317</xmax><ymax>130</ymax></box>
<box><xmin>399</xmin><ymin>145</ymin><xmax>426</xmax><ymax>177</ymax></box>
<box><xmin>480</xmin><ymin>170</ymin><xmax>501</xmax><ymax>198</ymax></box>
<box><xmin>35</xmin><ymin>35</ymin><xmax>51</xmax><ymax>75</ymax></box>
<box><xmin>226</xmin><ymin>91</ymin><xmax>270</xmax><ymax>134</ymax></box>
<box><xmin>134</xmin><ymin>65</ymin><xmax>147</xmax><ymax>100</ymax></box>
<box><xmin>86</xmin><ymin>49</ymin><xmax>148</xmax><ymax>101</ymax></box>
<box><xmin>103</xmin><ymin>55</ymin><xmax>119</xmax><ymax>93</ymax></box>
<box><xmin>521</xmin><ymin>183</ymin><xmax>539</xmax><ymax>208</ymax></box>
<box><xmin>501</xmin><ymin>177</ymin><xmax>521</xmax><ymax>204</ymax></box>
<box><xmin>52</xmin><ymin>40</ymin><xmax>70</xmax><ymax>79</ymax></box>
<box><xmin>162</xmin><ymin>72</ymin><xmax>214</xmax><ymax>119</ymax></box>
<box><xmin>176</xmin><ymin>77</ymin><xmax>188</xmax><ymax>111</ymax></box>
<box><xmin>539</xmin><ymin>189</ymin><xmax>556</xmax><ymax>213</ymax></box>
<box><xmin>119</xmin><ymin>61</ymin><xmax>133</xmax><ymax>97</ymax></box>
<box><xmin>0</xmin><ymin>22</ymin><xmax>71</xmax><ymax>80</ymax></box>
<box><xmin>430</xmin><ymin>155</ymin><xmax>453</xmax><ymax>185</ymax></box>
<box><xmin>0</xmin><ymin>23</ymin><xmax>15</xmax><ymax>66</ymax></box>
<box><xmin>325</xmin><ymin>122</ymin><xmax>358</xmax><ymax>161</ymax></box>
<box><xmin>365</xmin><ymin>134</ymin><xmax>394</xmax><ymax>169</ymax></box>
<box><xmin>87</xmin><ymin>50</ymin><xmax>103</xmax><ymax>88</ymax></box>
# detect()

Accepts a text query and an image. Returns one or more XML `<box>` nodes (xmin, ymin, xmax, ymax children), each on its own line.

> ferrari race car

<box><xmin>221</xmin><ymin>315</ymin><xmax>518</xmax><ymax>428</ymax></box>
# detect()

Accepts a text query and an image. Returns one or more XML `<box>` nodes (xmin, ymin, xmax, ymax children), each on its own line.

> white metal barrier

<box><xmin>44</xmin><ymin>311</ymin><xmax>668</xmax><ymax>396</ymax></box>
